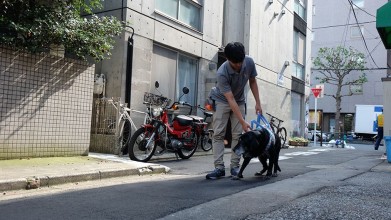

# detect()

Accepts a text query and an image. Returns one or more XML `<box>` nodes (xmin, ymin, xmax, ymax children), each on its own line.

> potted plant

<box><xmin>289</xmin><ymin>137</ymin><xmax>309</xmax><ymax>146</ymax></box>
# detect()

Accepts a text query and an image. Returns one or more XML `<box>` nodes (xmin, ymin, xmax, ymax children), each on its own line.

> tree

<box><xmin>0</xmin><ymin>0</ymin><xmax>124</xmax><ymax>61</ymax></box>
<box><xmin>312</xmin><ymin>46</ymin><xmax>368</xmax><ymax>137</ymax></box>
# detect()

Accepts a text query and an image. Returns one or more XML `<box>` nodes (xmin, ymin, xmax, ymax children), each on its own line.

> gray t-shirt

<box><xmin>210</xmin><ymin>56</ymin><xmax>257</xmax><ymax>105</ymax></box>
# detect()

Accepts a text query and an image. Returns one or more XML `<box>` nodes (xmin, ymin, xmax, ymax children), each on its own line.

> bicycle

<box><xmin>266</xmin><ymin>112</ymin><xmax>287</xmax><ymax>148</ymax></box>
<box><xmin>106</xmin><ymin>98</ymin><xmax>152</xmax><ymax>155</ymax></box>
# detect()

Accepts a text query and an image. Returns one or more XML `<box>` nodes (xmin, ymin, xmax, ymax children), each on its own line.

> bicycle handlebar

<box><xmin>266</xmin><ymin>112</ymin><xmax>284</xmax><ymax>123</ymax></box>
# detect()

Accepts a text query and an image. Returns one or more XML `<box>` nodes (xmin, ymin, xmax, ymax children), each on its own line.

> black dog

<box><xmin>233</xmin><ymin>128</ymin><xmax>281</xmax><ymax>179</ymax></box>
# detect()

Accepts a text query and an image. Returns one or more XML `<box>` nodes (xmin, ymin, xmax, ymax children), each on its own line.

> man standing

<box><xmin>375</xmin><ymin>109</ymin><xmax>384</xmax><ymax>150</ymax></box>
<box><xmin>206</xmin><ymin>42</ymin><xmax>262</xmax><ymax>179</ymax></box>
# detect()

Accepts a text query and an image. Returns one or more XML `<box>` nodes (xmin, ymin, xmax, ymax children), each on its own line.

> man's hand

<box><xmin>255</xmin><ymin>104</ymin><xmax>262</xmax><ymax>115</ymax></box>
<box><xmin>241</xmin><ymin>121</ymin><xmax>251</xmax><ymax>132</ymax></box>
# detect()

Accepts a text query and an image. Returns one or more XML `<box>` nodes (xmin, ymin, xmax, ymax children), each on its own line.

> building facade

<box><xmin>310</xmin><ymin>0</ymin><xmax>388</xmax><ymax>135</ymax></box>
<box><xmin>95</xmin><ymin>0</ymin><xmax>313</xmax><ymax>144</ymax></box>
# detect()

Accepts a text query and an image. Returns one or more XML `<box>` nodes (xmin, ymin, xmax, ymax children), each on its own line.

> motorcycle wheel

<box><xmin>128</xmin><ymin>127</ymin><xmax>156</xmax><ymax>162</ymax></box>
<box><xmin>178</xmin><ymin>132</ymin><xmax>198</xmax><ymax>159</ymax></box>
<box><xmin>200</xmin><ymin>129</ymin><xmax>213</xmax><ymax>151</ymax></box>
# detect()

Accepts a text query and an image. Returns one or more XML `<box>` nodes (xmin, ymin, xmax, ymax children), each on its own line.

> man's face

<box><xmin>228</xmin><ymin>60</ymin><xmax>242</xmax><ymax>72</ymax></box>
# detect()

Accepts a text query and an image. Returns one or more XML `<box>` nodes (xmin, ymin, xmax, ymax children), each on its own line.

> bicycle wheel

<box><xmin>119</xmin><ymin>119</ymin><xmax>132</xmax><ymax>155</ymax></box>
<box><xmin>278</xmin><ymin>127</ymin><xmax>287</xmax><ymax>147</ymax></box>
<box><xmin>200</xmin><ymin>129</ymin><xmax>213</xmax><ymax>151</ymax></box>
<box><xmin>178</xmin><ymin>132</ymin><xmax>198</xmax><ymax>159</ymax></box>
<box><xmin>128</xmin><ymin>127</ymin><xmax>157</xmax><ymax>162</ymax></box>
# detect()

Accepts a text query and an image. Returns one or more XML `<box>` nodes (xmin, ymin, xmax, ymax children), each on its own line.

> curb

<box><xmin>0</xmin><ymin>165</ymin><xmax>169</xmax><ymax>191</ymax></box>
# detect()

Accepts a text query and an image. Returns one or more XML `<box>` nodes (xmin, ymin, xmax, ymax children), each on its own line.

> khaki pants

<box><xmin>212</xmin><ymin>102</ymin><xmax>245</xmax><ymax>170</ymax></box>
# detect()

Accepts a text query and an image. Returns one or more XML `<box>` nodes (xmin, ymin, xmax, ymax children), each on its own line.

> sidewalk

<box><xmin>0</xmin><ymin>149</ymin><xmax>212</xmax><ymax>191</ymax></box>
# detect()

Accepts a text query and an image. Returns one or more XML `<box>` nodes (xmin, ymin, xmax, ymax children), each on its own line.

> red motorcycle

<box><xmin>128</xmin><ymin>82</ymin><xmax>200</xmax><ymax>162</ymax></box>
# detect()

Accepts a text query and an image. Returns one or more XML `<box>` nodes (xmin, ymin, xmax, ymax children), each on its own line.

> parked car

<box><xmin>307</xmin><ymin>130</ymin><xmax>328</xmax><ymax>141</ymax></box>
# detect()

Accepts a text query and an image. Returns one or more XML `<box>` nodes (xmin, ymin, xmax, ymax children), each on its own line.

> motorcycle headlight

<box><xmin>152</xmin><ymin>107</ymin><xmax>162</xmax><ymax>117</ymax></box>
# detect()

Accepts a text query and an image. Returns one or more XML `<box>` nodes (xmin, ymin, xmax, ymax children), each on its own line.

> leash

<box><xmin>250</xmin><ymin>113</ymin><xmax>272</xmax><ymax>131</ymax></box>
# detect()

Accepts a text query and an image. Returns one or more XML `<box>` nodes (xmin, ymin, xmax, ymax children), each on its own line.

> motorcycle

<box><xmin>128</xmin><ymin>81</ymin><xmax>200</xmax><ymax>162</ymax></box>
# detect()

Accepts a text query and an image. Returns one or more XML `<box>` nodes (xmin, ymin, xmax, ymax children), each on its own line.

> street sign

<box><xmin>311</xmin><ymin>88</ymin><xmax>322</xmax><ymax>98</ymax></box>
<box><xmin>315</xmin><ymin>84</ymin><xmax>324</xmax><ymax>98</ymax></box>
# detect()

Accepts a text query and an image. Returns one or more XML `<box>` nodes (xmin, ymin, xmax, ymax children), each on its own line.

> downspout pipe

<box><xmin>125</xmin><ymin>32</ymin><xmax>134</xmax><ymax>107</ymax></box>
<box><xmin>121</xmin><ymin>0</ymin><xmax>134</xmax><ymax>107</ymax></box>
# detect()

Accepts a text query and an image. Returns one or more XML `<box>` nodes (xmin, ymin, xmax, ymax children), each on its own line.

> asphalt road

<box><xmin>0</xmin><ymin>144</ymin><xmax>389</xmax><ymax>220</ymax></box>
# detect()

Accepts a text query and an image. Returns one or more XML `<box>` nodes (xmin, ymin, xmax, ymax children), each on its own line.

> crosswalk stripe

<box><xmin>249</xmin><ymin>148</ymin><xmax>338</xmax><ymax>164</ymax></box>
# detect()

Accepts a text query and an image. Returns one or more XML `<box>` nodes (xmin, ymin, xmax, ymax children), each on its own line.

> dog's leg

<box><xmin>232</xmin><ymin>158</ymin><xmax>251</xmax><ymax>180</ymax></box>
<box><xmin>266</xmin><ymin>153</ymin><xmax>274</xmax><ymax>177</ymax></box>
<box><xmin>272</xmin><ymin>135</ymin><xmax>282</xmax><ymax>177</ymax></box>
<box><xmin>254</xmin><ymin>156</ymin><xmax>268</xmax><ymax>176</ymax></box>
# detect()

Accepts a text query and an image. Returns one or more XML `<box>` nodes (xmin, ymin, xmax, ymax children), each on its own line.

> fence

<box><xmin>90</xmin><ymin>97</ymin><xmax>119</xmax><ymax>154</ymax></box>
<box><xmin>91</xmin><ymin>98</ymin><xmax>118</xmax><ymax>135</ymax></box>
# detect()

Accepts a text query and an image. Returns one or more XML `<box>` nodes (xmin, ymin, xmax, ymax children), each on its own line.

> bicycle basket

<box><xmin>143</xmin><ymin>92</ymin><xmax>170</xmax><ymax>106</ymax></box>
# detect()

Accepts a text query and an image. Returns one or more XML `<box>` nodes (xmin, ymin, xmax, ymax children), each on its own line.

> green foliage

<box><xmin>0</xmin><ymin>0</ymin><xmax>124</xmax><ymax>61</ymax></box>
<box><xmin>289</xmin><ymin>137</ymin><xmax>308</xmax><ymax>143</ymax></box>
<box><xmin>312</xmin><ymin>46</ymin><xmax>368</xmax><ymax>134</ymax></box>
<box><xmin>313</xmin><ymin>46</ymin><xmax>368</xmax><ymax>87</ymax></box>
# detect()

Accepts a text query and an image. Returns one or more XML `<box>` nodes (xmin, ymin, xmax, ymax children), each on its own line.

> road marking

<box><xmin>285</xmin><ymin>152</ymin><xmax>319</xmax><ymax>156</ymax></box>
<box><xmin>250</xmin><ymin>156</ymin><xmax>292</xmax><ymax>163</ymax></box>
<box><xmin>309</xmin><ymin>148</ymin><xmax>336</xmax><ymax>152</ymax></box>
<box><xmin>249</xmin><ymin>148</ymin><xmax>338</xmax><ymax>164</ymax></box>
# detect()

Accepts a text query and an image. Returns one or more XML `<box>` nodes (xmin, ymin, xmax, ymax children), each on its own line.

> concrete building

<box><xmin>93</xmin><ymin>0</ymin><xmax>313</xmax><ymax>147</ymax></box>
<box><xmin>310</xmin><ymin>0</ymin><xmax>388</xmax><ymax>136</ymax></box>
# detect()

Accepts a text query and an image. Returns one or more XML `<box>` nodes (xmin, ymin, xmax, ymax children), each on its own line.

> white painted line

<box><xmin>249</xmin><ymin>155</ymin><xmax>292</xmax><ymax>164</ymax></box>
<box><xmin>309</xmin><ymin>149</ymin><xmax>334</xmax><ymax>152</ymax></box>
<box><xmin>284</xmin><ymin>152</ymin><xmax>319</xmax><ymax>156</ymax></box>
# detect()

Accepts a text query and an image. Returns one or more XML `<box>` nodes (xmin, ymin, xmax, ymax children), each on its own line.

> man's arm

<box><xmin>249</xmin><ymin>77</ymin><xmax>262</xmax><ymax>114</ymax></box>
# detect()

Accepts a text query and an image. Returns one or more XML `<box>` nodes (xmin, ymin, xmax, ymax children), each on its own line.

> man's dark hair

<box><xmin>224</xmin><ymin>42</ymin><xmax>245</xmax><ymax>63</ymax></box>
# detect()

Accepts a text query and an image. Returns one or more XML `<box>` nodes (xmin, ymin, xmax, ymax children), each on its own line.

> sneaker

<box><xmin>230</xmin><ymin>167</ymin><xmax>239</xmax><ymax>176</ymax></box>
<box><xmin>206</xmin><ymin>168</ymin><xmax>225</xmax><ymax>179</ymax></box>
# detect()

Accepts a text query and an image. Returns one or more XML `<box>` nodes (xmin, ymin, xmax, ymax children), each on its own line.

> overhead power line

<box><xmin>348</xmin><ymin>1</ymin><xmax>376</xmax><ymax>18</ymax></box>
<box><xmin>347</xmin><ymin>0</ymin><xmax>379</xmax><ymax>68</ymax></box>
<box><xmin>311</xmin><ymin>67</ymin><xmax>390</xmax><ymax>71</ymax></box>
<box><xmin>313</xmin><ymin>21</ymin><xmax>375</xmax><ymax>30</ymax></box>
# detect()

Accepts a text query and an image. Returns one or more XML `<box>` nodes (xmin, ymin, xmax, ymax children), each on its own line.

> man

<box><xmin>375</xmin><ymin>109</ymin><xmax>384</xmax><ymax>150</ymax></box>
<box><xmin>206</xmin><ymin>42</ymin><xmax>262</xmax><ymax>179</ymax></box>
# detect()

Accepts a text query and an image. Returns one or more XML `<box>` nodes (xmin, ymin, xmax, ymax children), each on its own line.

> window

<box><xmin>291</xmin><ymin>92</ymin><xmax>304</xmax><ymax>137</ymax></box>
<box><xmin>350</xmin><ymin>26</ymin><xmax>364</xmax><ymax>38</ymax></box>
<box><xmin>155</xmin><ymin>0</ymin><xmax>201</xmax><ymax>31</ymax></box>
<box><xmin>294</xmin><ymin>0</ymin><xmax>307</xmax><ymax>20</ymax></box>
<box><xmin>177</xmin><ymin>55</ymin><xmax>198</xmax><ymax>105</ymax></box>
<box><xmin>352</xmin><ymin>0</ymin><xmax>364</xmax><ymax>8</ymax></box>
<box><xmin>292</xmin><ymin>30</ymin><xmax>306</xmax><ymax>80</ymax></box>
<box><xmin>152</xmin><ymin>45</ymin><xmax>198</xmax><ymax>106</ymax></box>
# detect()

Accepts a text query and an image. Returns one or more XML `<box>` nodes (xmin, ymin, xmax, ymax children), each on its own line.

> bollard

<box><xmin>384</xmin><ymin>136</ymin><xmax>391</xmax><ymax>163</ymax></box>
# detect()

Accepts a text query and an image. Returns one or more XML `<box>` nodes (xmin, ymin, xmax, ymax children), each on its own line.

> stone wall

<box><xmin>0</xmin><ymin>47</ymin><xmax>94</xmax><ymax>159</ymax></box>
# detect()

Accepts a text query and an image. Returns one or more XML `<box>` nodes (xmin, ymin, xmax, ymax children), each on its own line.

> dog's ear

<box><xmin>233</xmin><ymin>142</ymin><xmax>245</xmax><ymax>156</ymax></box>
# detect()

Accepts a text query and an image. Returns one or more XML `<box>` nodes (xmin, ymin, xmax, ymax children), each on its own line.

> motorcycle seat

<box><xmin>175</xmin><ymin>115</ymin><xmax>193</xmax><ymax>126</ymax></box>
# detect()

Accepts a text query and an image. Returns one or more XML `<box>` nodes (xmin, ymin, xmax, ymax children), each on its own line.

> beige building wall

<box><xmin>0</xmin><ymin>47</ymin><xmax>94</xmax><ymax>159</ymax></box>
<box><xmin>96</xmin><ymin>0</ymin><xmax>312</xmax><ymax>140</ymax></box>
